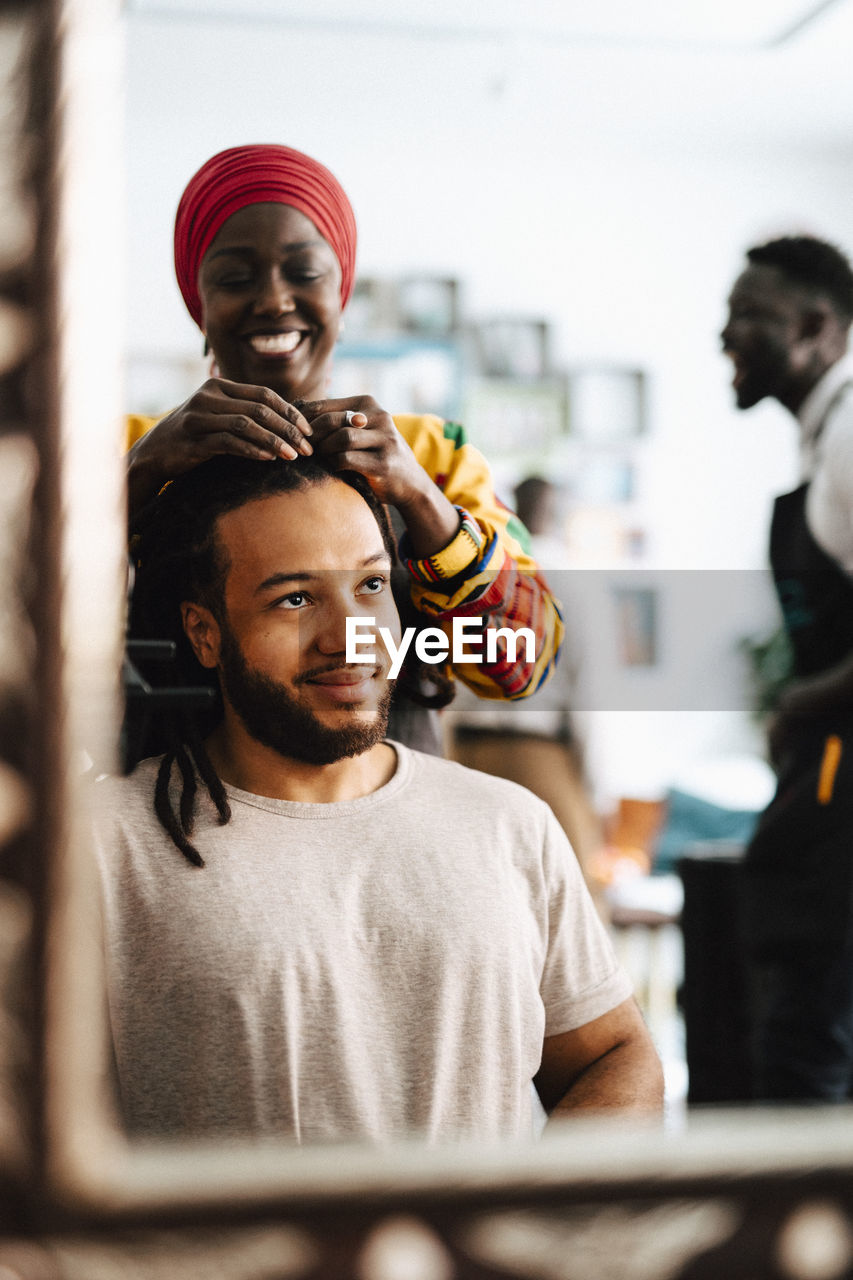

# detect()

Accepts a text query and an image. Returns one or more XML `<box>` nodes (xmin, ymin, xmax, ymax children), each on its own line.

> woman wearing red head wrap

<box><xmin>127</xmin><ymin>145</ymin><xmax>563</xmax><ymax>750</ymax></box>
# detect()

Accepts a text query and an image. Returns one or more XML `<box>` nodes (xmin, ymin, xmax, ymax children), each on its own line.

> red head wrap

<box><xmin>174</xmin><ymin>144</ymin><xmax>357</xmax><ymax>328</ymax></box>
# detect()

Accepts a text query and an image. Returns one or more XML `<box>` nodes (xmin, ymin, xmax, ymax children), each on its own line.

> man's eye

<box><xmin>276</xmin><ymin>592</ymin><xmax>309</xmax><ymax>609</ymax></box>
<box><xmin>359</xmin><ymin>575</ymin><xmax>387</xmax><ymax>596</ymax></box>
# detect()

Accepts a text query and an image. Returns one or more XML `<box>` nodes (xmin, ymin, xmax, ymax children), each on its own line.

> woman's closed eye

<box><xmin>288</xmin><ymin>268</ymin><xmax>324</xmax><ymax>284</ymax></box>
<box><xmin>215</xmin><ymin>277</ymin><xmax>255</xmax><ymax>294</ymax></box>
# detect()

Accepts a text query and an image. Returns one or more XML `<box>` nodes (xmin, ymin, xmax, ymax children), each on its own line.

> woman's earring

<box><xmin>203</xmin><ymin>336</ymin><xmax>210</xmax><ymax>357</ymax></box>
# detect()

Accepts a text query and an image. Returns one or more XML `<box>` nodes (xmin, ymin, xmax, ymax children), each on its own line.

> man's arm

<box><xmin>776</xmin><ymin>651</ymin><xmax>853</xmax><ymax>723</ymax></box>
<box><xmin>535</xmin><ymin>997</ymin><xmax>664</xmax><ymax>1120</ymax></box>
<box><xmin>768</xmin><ymin>653</ymin><xmax>853</xmax><ymax>764</ymax></box>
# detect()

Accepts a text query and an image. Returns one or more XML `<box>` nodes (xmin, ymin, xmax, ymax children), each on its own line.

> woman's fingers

<box><xmin>189</xmin><ymin>380</ymin><xmax>314</xmax><ymax>456</ymax></box>
<box><xmin>308</xmin><ymin>408</ymin><xmax>430</xmax><ymax>508</ymax></box>
<box><xmin>129</xmin><ymin>380</ymin><xmax>317</xmax><ymax>514</ymax></box>
<box><xmin>301</xmin><ymin>395</ymin><xmax>374</xmax><ymax>421</ymax></box>
<box><xmin>309</xmin><ymin>410</ymin><xmax>373</xmax><ymax>452</ymax></box>
<box><xmin>189</xmin><ymin>421</ymin><xmax>300</xmax><ymax>461</ymax></box>
<box><xmin>183</xmin><ymin>405</ymin><xmax>305</xmax><ymax>460</ymax></box>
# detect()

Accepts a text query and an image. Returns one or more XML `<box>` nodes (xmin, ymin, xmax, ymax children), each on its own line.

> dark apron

<box><xmin>742</xmin><ymin>389</ymin><xmax>853</xmax><ymax>959</ymax></box>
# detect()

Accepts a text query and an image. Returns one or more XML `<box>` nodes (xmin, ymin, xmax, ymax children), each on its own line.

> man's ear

<box><xmin>180</xmin><ymin>602</ymin><xmax>221</xmax><ymax>670</ymax></box>
<box><xmin>799</xmin><ymin>301</ymin><xmax>830</xmax><ymax>342</ymax></box>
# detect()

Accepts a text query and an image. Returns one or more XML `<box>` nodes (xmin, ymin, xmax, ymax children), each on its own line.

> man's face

<box><xmin>720</xmin><ymin>263</ymin><xmax>817</xmax><ymax>411</ymax></box>
<box><xmin>189</xmin><ymin>480</ymin><xmax>399</xmax><ymax>765</ymax></box>
<box><xmin>198</xmin><ymin>202</ymin><xmax>343</xmax><ymax>404</ymax></box>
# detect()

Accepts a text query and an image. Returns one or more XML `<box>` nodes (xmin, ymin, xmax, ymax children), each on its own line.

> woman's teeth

<box><xmin>249</xmin><ymin>332</ymin><xmax>302</xmax><ymax>355</ymax></box>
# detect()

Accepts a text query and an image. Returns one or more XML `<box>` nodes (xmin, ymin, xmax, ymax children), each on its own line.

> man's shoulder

<box><xmin>93</xmin><ymin>756</ymin><xmax>164</xmax><ymax>824</ymax></box>
<box><xmin>399</xmin><ymin>742</ymin><xmax>552</xmax><ymax>815</ymax></box>
<box><xmin>98</xmin><ymin>754</ymin><xmax>162</xmax><ymax>789</ymax></box>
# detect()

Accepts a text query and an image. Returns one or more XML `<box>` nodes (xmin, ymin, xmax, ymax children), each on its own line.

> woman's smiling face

<box><xmin>198</xmin><ymin>202</ymin><xmax>343</xmax><ymax>404</ymax></box>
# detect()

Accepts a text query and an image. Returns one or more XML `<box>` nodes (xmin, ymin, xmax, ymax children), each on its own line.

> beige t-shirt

<box><xmin>94</xmin><ymin>743</ymin><xmax>632</xmax><ymax>1145</ymax></box>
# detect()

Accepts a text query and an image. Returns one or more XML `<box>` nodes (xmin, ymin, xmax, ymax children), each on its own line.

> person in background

<box><xmin>125</xmin><ymin>144</ymin><xmax>563</xmax><ymax>754</ymax></box>
<box><xmin>448</xmin><ymin>475</ymin><xmax>604</xmax><ymax>888</ymax></box>
<box><xmin>515</xmin><ymin>476</ymin><xmax>565</xmax><ymax>563</ymax></box>
<box><xmin>721</xmin><ymin>234</ymin><xmax>853</xmax><ymax>1100</ymax></box>
<box><xmin>99</xmin><ymin>451</ymin><xmax>664</xmax><ymax>1143</ymax></box>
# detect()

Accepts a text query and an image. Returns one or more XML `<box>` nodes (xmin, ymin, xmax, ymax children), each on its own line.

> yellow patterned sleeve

<box><xmin>126</xmin><ymin>414</ymin><xmax>159</xmax><ymax>451</ymax></box>
<box><xmin>393</xmin><ymin>414</ymin><xmax>564</xmax><ymax>699</ymax></box>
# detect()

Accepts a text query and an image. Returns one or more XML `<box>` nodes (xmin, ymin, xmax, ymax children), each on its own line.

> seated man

<box><xmin>96</xmin><ymin>454</ymin><xmax>663</xmax><ymax>1143</ymax></box>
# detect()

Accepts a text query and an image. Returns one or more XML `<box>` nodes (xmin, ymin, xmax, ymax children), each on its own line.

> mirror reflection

<box><xmin>108</xmin><ymin>447</ymin><xmax>662</xmax><ymax>1142</ymax></box>
<box><xmin>113</xmin><ymin>0</ymin><xmax>853</xmax><ymax>1150</ymax></box>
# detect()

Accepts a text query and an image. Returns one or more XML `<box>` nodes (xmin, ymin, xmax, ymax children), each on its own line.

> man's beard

<box><xmin>735</xmin><ymin>342</ymin><xmax>792</xmax><ymax>410</ymax></box>
<box><xmin>217</xmin><ymin>626</ymin><xmax>392</xmax><ymax>766</ymax></box>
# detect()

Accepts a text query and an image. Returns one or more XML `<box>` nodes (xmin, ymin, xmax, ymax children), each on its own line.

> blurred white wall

<box><xmin>123</xmin><ymin>6</ymin><xmax>853</xmax><ymax>801</ymax></box>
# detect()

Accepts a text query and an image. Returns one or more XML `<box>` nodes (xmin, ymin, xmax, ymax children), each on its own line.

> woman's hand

<box><xmin>128</xmin><ymin>378</ymin><xmax>313</xmax><ymax>512</ymax></box>
<box><xmin>304</xmin><ymin>395</ymin><xmax>429</xmax><ymax>508</ymax></box>
<box><xmin>302</xmin><ymin>395</ymin><xmax>460</xmax><ymax>557</ymax></box>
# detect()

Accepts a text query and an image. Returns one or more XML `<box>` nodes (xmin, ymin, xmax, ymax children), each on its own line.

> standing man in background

<box><xmin>721</xmin><ymin>235</ymin><xmax>853</xmax><ymax>1100</ymax></box>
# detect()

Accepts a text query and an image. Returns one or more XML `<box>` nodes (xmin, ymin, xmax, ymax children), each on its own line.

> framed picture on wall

<box><xmin>568</xmin><ymin>366</ymin><xmax>647</xmax><ymax>442</ymax></box>
<box><xmin>613</xmin><ymin>585</ymin><xmax>658</xmax><ymax>667</ymax></box>
<box><xmin>569</xmin><ymin>456</ymin><xmax>636</xmax><ymax>505</ymax></box>
<box><xmin>474</xmin><ymin>318</ymin><xmax>550</xmax><ymax>379</ymax></box>
<box><xmin>126</xmin><ymin>350</ymin><xmax>209</xmax><ymax>417</ymax></box>
<box><xmin>331</xmin><ymin>337</ymin><xmax>463</xmax><ymax>422</ymax></box>
<box><xmin>462</xmin><ymin>376</ymin><xmax>568</xmax><ymax>458</ymax></box>
<box><xmin>344</xmin><ymin>277</ymin><xmax>398</xmax><ymax>337</ymax></box>
<box><xmin>396</xmin><ymin>276</ymin><xmax>460</xmax><ymax>336</ymax></box>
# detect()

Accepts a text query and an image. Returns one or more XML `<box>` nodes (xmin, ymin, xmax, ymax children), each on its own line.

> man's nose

<box><xmin>314</xmin><ymin>592</ymin><xmax>351</xmax><ymax>655</ymax></box>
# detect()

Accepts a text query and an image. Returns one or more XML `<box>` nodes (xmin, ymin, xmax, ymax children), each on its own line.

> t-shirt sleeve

<box><xmin>538</xmin><ymin>807</ymin><xmax>635</xmax><ymax>1037</ymax></box>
